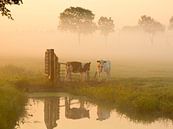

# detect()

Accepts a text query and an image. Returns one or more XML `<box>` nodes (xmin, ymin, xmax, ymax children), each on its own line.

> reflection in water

<box><xmin>97</xmin><ymin>105</ymin><xmax>111</xmax><ymax>121</ymax></box>
<box><xmin>44</xmin><ymin>97</ymin><xmax>60</xmax><ymax>129</ymax></box>
<box><xmin>65</xmin><ymin>97</ymin><xmax>90</xmax><ymax>119</ymax></box>
<box><xmin>43</xmin><ymin>97</ymin><xmax>90</xmax><ymax>129</ymax></box>
<box><xmin>17</xmin><ymin>96</ymin><xmax>173</xmax><ymax>129</ymax></box>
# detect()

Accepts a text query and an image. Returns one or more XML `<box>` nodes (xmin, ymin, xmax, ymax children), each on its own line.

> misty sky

<box><xmin>0</xmin><ymin>0</ymin><xmax>173</xmax><ymax>31</ymax></box>
<box><xmin>0</xmin><ymin>0</ymin><xmax>173</xmax><ymax>59</ymax></box>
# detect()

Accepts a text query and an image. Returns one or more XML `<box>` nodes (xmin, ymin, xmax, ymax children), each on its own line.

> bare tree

<box><xmin>98</xmin><ymin>16</ymin><xmax>114</xmax><ymax>43</ymax></box>
<box><xmin>59</xmin><ymin>7</ymin><xmax>97</xmax><ymax>44</ymax></box>
<box><xmin>138</xmin><ymin>15</ymin><xmax>165</xmax><ymax>44</ymax></box>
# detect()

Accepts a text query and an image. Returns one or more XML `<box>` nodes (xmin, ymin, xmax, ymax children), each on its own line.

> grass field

<box><xmin>0</xmin><ymin>58</ymin><xmax>173</xmax><ymax>125</ymax></box>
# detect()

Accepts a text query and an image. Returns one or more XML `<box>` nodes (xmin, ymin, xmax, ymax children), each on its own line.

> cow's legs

<box><xmin>80</xmin><ymin>72</ymin><xmax>83</xmax><ymax>81</ymax></box>
<box><xmin>66</xmin><ymin>71</ymin><xmax>72</xmax><ymax>81</ymax></box>
<box><xmin>86</xmin><ymin>71</ymin><xmax>90</xmax><ymax>81</ymax></box>
<box><xmin>108</xmin><ymin>72</ymin><xmax>111</xmax><ymax>80</ymax></box>
<box><xmin>94</xmin><ymin>72</ymin><xmax>97</xmax><ymax>79</ymax></box>
<box><xmin>106</xmin><ymin>71</ymin><xmax>111</xmax><ymax>80</ymax></box>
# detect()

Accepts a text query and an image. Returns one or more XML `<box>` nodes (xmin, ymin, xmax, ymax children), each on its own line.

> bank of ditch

<box><xmin>1</xmin><ymin>65</ymin><xmax>173</xmax><ymax>127</ymax></box>
<box><xmin>61</xmin><ymin>78</ymin><xmax>173</xmax><ymax>122</ymax></box>
<box><xmin>0</xmin><ymin>65</ymin><xmax>31</xmax><ymax>129</ymax></box>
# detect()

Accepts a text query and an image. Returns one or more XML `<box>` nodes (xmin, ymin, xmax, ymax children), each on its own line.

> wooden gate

<box><xmin>45</xmin><ymin>49</ymin><xmax>86</xmax><ymax>83</ymax></box>
<box><xmin>45</xmin><ymin>49</ymin><xmax>59</xmax><ymax>82</ymax></box>
<box><xmin>45</xmin><ymin>49</ymin><xmax>67</xmax><ymax>83</ymax></box>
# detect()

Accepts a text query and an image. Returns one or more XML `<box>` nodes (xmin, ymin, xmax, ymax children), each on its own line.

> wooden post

<box><xmin>45</xmin><ymin>49</ymin><xmax>58</xmax><ymax>84</ymax></box>
<box><xmin>54</xmin><ymin>54</ymin><xmax>58</xmax><ymax>82</ymax></box>
<box><xmin>57</xmin><ymin>62</ymin><xmax>60</xmax><ymax>82</ymax></box>
<box><xmin>45</xmin><ymin>50</ymin><xmax>49</xmax><ymax>75</ymax></box>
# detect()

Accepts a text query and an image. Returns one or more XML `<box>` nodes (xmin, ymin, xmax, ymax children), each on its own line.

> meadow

<box><xmin>0</xmin><ymin>57</ymin><xmax>173</xmax><ymax>127</ymax></box>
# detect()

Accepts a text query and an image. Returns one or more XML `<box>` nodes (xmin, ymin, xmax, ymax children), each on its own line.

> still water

<box><xmin>16</xmin><ymin>94</ymin><xmax>173</xmax><ymax>129</ymax></box>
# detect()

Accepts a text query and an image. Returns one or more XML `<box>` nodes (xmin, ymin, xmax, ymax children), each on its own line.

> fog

<box><xmin>0</xmin><ymin>0</ymin><xmax>173</xmax><ymax>64</ymax></box>
<box><xmin>1</xmin><ymin>29</ymin><xmax>173</xmax><ymax>62</ymax></box>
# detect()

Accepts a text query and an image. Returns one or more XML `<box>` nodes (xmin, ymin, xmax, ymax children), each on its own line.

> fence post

<box><xmin>57</xmin><ymin>62</ymin><xmax>60</xmax><ymax>82</ymax></box>
<box><xmin>45</xmin><ymin>49</ymin><xmax>58</xmax><ymax>85</ymax></box>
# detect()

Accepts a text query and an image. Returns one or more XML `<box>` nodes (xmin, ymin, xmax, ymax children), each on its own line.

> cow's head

<box><xmin>66</xmin><ymin>62</ymin><xmax>73</xmax><ymax>72</ymax></box>
<box><xmin>97</xmin><ymin>60</ymin><xmax>108</xmax><ymax>72</ymax></box>
<box><xmin>83</xmin><ymin>62</ymin><xmax>91</xmax><ymax>72</ymax></box>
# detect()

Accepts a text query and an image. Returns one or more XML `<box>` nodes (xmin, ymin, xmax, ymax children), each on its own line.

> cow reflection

<box><xmin>65</xmin><ymin>97</ymin><xmax>90</xmax><ymax>119</ymax></box>
<box><xmin>44</xmin><ymin>97</ymin><xmax>60</xmax><ymax>129</ymax></box>
<box><xmin>97</xmin><ymin>105</ymin><xmax>111</xmax><ymax>121</ymax></box>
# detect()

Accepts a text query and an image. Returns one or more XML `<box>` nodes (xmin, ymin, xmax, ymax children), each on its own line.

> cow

<box><xmin>94</xmin><ymin>60</ymin><xmax>111</xmax><ymax>80</ymax></box>
<box><xmin>66</xmin><ymin>61</ymin><xmax>91</xmax><ymax>81</ymax></box>
<box><xmin>65</xmin><ymin>98</ymin><xmax>90</xmax><ymax>120</ymax></box>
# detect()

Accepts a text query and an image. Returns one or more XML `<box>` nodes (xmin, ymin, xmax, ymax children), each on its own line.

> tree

<box><xmin>98</xmin><ymin>16</ymin><xmax>114</xmax><ymax>43</ymax></box>
<box><xmin>138</xmin><ymin>15</ymin><xmax>165</xmax><ymax>44</ymax></box>
<box><xmin>0</xmin><ymin>0</ymin><xmax>22</xmax><ymax>20</ymax></box>
<box><xmin>59</xmin><ymin>7</ymin><xmax>96</xmax><ymax>44</ymax></box>
<box><xmin>169</xmin><ymin>16</ymin><xmax>173</xmax><ymax>30</ymax></box>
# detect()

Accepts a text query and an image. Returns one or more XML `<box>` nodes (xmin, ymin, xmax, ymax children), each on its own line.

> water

<box><xmin>16</xmin><ymin>94</ymin><xmax>173</xmax><ymax>129</ymax></box>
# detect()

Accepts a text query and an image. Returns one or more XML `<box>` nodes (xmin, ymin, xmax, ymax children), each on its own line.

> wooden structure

<box><xmin>45</xmin><ymin>49</ymin><xmax>60</xmax><ymax>82</ymax></box>
<box><xmin>45</xmin><ymin>49</ymin><xmax>89</xmax><ymax>83</ymax></box>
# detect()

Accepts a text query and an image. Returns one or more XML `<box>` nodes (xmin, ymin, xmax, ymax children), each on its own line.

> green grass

<box><xmin>0</xmin><ymin>65</ymin><xmax>34</xmax><ymax>129</ymax></box>
<box><xmin>61</xmin><ymin>78</ymin><xmax>173</xmax><ymax>123</ymax></box>
<box><xmin>1</xmin><ymin>59</ymin><xmax>173</xmax><ymax>124</ymax></box>
<box><xmin>0</xmin><ymin>86</ymin><xmax>26</xmax><ymax>129</ymax></box>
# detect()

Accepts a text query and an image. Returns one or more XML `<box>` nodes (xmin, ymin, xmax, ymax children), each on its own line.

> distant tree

<box><xmin>98</xmin><ymin>16</ymin><xmax>114</xmax><ymax>43</ymax></box>
<box><xmin>0</xmin><ymin>0</ymin><xmax>22</xmax><ymax>20</ymax></box>
<box><xmin>59</xmin><ymin>7</ymin><xmax>97</xmax><ymax>44</ymax></box>
<box><xmin>169</xmin><ymin>16</ymin><xmax>173</xmax><ymax>30</ymax></box>
<box><xmin>138</xmin><ymin>15</ymin><xmax>165</xmax><ymax>44</ymax></box>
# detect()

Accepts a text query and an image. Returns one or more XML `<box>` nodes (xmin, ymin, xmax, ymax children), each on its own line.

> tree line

<box><xmin>1</xmin><ymin>3</ymin><xmax>173</xmax><ymax>44</ymax></box>
<box><xmin>58</xmin><ymin>7</ymin><xmax>114</xmax><ymax>44</ymax></box>
<box><xmin>58</xmin><ymin>7</ymin><xmax>173</xmax><ymax>44</ymax></box>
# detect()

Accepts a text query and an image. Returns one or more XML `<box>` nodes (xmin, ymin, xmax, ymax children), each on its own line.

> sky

<box><xmin>0</xmin><ymin>0</ymin><xmax>173</xmax><ymax>59</ymax></box>
<box><xmin>0</xmin><ymin>0</ymin><xmax>173</xmax><ymax>31</ymax></box>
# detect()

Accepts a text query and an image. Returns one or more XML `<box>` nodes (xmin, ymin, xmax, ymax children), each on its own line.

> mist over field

<box><xmin>0</xmin><ymin>30</ymin><xmax>173</xmax><ymax>78</ymax></box>
<box><xmin>1</xmin><ymin>29</ymin><xmax>173</xmax><ymax>61</ymax></box>
<box><xmin>2</xmin><ymin>1</ymin><xmax>173</xmax><ymax>129</ymax></box>
<box><xmin>1</xmin><ymin>0</ymin><xmax>173</xmax><ymax>77</ymax></box>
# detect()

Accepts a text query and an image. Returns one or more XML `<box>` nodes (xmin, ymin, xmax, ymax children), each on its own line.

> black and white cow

<box><xmin>94</xmin><ymin>60</ymin><xmax>111</xmax><ymax>80</ymax></box>
<box><xmin>66</xmin><ymin>61</ymin><xmax>91</xmax><ymax>81</ymax></box>
<box><xmin>65</xmin><ymin>98</ymin><xmax>90</xmax><ymax>120</ymax></box>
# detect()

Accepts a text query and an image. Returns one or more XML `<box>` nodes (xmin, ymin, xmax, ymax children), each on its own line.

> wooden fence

<box><xmin>45</xmin><ymin>49</ymin><xmax>88</xmax><ymax>83</ymax></box>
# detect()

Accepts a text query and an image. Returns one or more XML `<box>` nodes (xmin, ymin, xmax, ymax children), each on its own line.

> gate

<box><xmin>45</xmin><ymin>49</ymin><xmax>86</xmax><ymax>83</ymax></box>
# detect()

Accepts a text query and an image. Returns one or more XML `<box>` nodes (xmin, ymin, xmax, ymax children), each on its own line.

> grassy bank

<box><xmin>61</xmin><ymin>78</ymin><xmax>173</xmax><ymax>122</ymax></box>
<box><xmin>0</xmin><ymin>65</ymin><xmax>33</xmax><ymax>129</ymax></box>
<box><xmin>1</xmin><ymin>64</ymin><xmax>173</xmax><ymax>124</ymax></box>
<box><xmin>0</xmin><ymin>86</ymin><xmax>26</xmax><ymax>129</ymax></box>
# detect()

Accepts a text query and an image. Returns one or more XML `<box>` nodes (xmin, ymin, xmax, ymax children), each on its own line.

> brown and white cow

<box><xmin>66</xmin><ymin>61</ymin><xmax>91</xmax><ymax>81</ymax></box>
<box><xmin>94</xmin><ymin>60</ymin><xmax>111</xmax><ymax>80</ymax></box>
